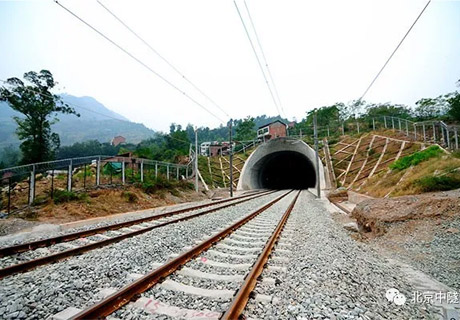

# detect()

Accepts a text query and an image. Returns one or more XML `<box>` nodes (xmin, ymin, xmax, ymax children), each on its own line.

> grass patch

<box><xmin>53</xmin><ymin>189</ymin><xmax>89</xmax><ymax>204</ymax></box>
<box><xmin>390</xmin><ymin>145</ymin><xmax>443</xmax><ymax>171</ymax></box>
<box><xmin>415</xmin><ymin>175</ymin><xmax>460</xmax><ymax>192</ymax></box>
<box><xmin>122</xmin><ymin>191</ymin><xmax>138</xmax><ymax>203</ymax></box>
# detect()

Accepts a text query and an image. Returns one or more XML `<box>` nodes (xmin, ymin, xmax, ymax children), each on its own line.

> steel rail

<box><xmin>221</xmin><ymin>190</ymin><xmax>300</xmax><ymax>319</ymax></box>
<box><xmin>0</xmin><ymin>189</ymin><xmax>270</xmax><ymax>257</ymax></box>
<box><xmin>0</xmin><ymin>190</ymin><xmax>275</xmax><ymax>279</ymax></box>
<box><xmin>70</xmin><ymin>190</ymin><xmax>294</xmax><ymax>319</ymax></box>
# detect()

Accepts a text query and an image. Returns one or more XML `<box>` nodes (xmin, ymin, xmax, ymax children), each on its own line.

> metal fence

<box><xmin>0</xmin><ymin>155</ymin><xmax>189</xmax><ymax>214</ymax></box>
<box><xmin>287</xmin><ymin>116</ymin><xmax>460</xmax><ymax>150</ymax></box>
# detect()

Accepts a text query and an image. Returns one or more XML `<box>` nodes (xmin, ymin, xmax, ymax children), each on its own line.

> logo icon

<box><xmin>386</xmin><ymin>288</ymin><xmax>406</xmax><ymax>306</ymax></box>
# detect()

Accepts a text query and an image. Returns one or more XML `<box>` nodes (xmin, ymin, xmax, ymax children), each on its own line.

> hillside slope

<box><xmin>0</xmin><ymin>95</ymin><xmax>154</xmax><ymax>148</ymax></box>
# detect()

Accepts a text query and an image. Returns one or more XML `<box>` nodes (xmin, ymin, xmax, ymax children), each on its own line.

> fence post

<box><xmin>67</xmin><ymin>160</ymin><xmax>72</xmax><ymax>192</ymax></box>
<box><xmin>455</xmin><ymin>127</ymin><xmax>459</xmax><ymax>150</ymax></box>
<box><xmin>405</xmin><ymin>120</ymin><xmax>409</xmax><ymax>136</ymax></box>
<box><xmin>167</xmin><ymin>165</ymin><xmax>170</xmax><ymax>180</ymax></box>
<box><xmin>140</xmin><ymin>161</ymin><xmax>144</xmax><ymax>182</ymax></box>
<box><xmin>186</xmin><ymin>166</ymin><xmax>189</xmax><ymax>179</ymax></box>
<box><xmin>122</xmin><ymin>161</ymin><xmax>125</xmax><ymax>185</ymax></box>
<box><xmin>83</xmin><ymin>163</ymin><xmax>87</xmax><ymax>189</ymax></box>
<box><xmin>51</xmin><ymin>169</ymin><xmax>55</xmax><ymax>199</ymax></box>
<box><xmin>447</xmin><ymin>128</ymin><xmax>451</xmax><ymax>149</ymax></box>
<box><xmin>422</xmin><ymin>123</ymin><xmax>426</xmax><ymax>142</ymax></box>
<box><xmin>176</xmin><ymin>166</ymin><xmax>179</xmax><ymax>180</ymax></box>
<box><xmin>392</xmin><ymin>117</ymin><xmax>395</xmax><ymax>130</ymax></box>
<box><xmin>384</xmin><ymin>116</ymin><xmax>387</xmax><ymax>128</ymax></box>
<box><xmin>414</xmin><ymin>124</ymin><xmax>417</xmax><ymax>140</ymax></box>
<box><xmin>96</xmin><ymin>156</ymin><xmax>101</xmax><ymax>186</ymax></box>
<box><xmin>442</xmin><ymin>126</ymin><xmax>446</xmax><ymax>145</ymax></box>
<box><xmin>356</xmin><ymin>121</ymin><xmax>360</xmax><ymax>134</ymax></box>
<box><xmin>155</xmin><ymin>163</ymin><xmax>158</xmax><ymax>178</ymax></box>
<box><xmin>398</xmin><ymin>119</ymin><xmax>401</xmax><ymax>132</ymax></box>
<box><xmin>372</xmin><ymin>118</ymin><xmax>375</xmax><ymax>131</ymax></box>
<box><xmin>8</xmin><ymin>177</ymin><xmax>11</xmax><ymax>215</ymax></box>
<box><xmin>433</xmin><ymin>123</ymin><xmax>436</xmax><ymax>142</ymax></box>
<box><xmin>341</xmin><ymin>123</ymin><xmax>345</xmax><ymax>135</ymax></box>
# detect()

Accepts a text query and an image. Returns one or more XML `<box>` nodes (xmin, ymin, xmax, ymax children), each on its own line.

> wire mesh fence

<box><xmin>0</xmin><ymin>155</ymin><xmax>189</xmax><ymax>215</ymax></box>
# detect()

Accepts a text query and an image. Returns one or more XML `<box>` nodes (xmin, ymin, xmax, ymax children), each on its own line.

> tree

<box><xmin>0</xmin><ymin>70</ymin><xmax>79</xmax><ymax>164</ymax></box>
<box><xmin>447</xmin><ymin>79</ymin><xmax>460</xmax><ymax>121</ymax></box>
<box><xmin>414</xmin><ymin>96</ymin><xmax>449</xmax><ymax>120</ymax></box>
<box><xmin>234</xmin><ymin>116</ymin><xmax>256</xmax><ymax>141</ymax></box>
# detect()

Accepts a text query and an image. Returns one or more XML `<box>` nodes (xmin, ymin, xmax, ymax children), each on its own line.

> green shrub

<box><xmin>122</xmin><ymin>191</ymin><xmax>138</xmax><ymax>203</ymax></box>
<box><xmin>390</xmin><ymin>145</ymin><xmax>443</xmax><ymax>171</ymax></box>
<box><xmin>53</xmin><ymin>189</ymin><xmax>88</xmax><ymax>204</ymax></box>
<box><xmin>415</xmin><ymin>175</ymin><xmax>460</xmax><ymax>192</ymax></box>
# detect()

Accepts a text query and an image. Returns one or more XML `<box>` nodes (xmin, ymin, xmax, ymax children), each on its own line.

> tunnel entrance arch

<box><xmin>237</xmin><ymin>138</ymin><xmax>326</xmax><ymax>190</ymax></box>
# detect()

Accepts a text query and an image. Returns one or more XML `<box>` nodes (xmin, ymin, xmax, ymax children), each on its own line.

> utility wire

<box><xmin>233</xmin><ymin>0</ymin><xmax>281</xmax><ymax>116</ymax></box>
<box><xmin>0</xmin><ymin>78</ymin><xmax>191</xmax><ymax>144</ymax></box>
<box><xmin>243</xmin><ymin>0</ymin><xmax>285</xmax><ymax>116</ymax></box>
<box><xmin>358</xmin><ymin>0</ymin><xmax>431</xmax><ymax>101</ymax></box>
<box><xmin>96</xmin><ymin>0</ymin><xmax>231</xmax><ymax>119</ymax></box>
<box><xmin>54</xmin><ymin>0</ymin><xmax>225</xmax><ymax>123</ymax></box>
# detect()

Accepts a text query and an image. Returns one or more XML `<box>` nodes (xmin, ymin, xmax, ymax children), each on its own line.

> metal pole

<box><xmin>442</xmin><ymin>126</ymin><xmax>446</xmax><ymax>145</ymax></box>
<box><xmin>447</xmin><ymin>128</ymin><xmax>451</xmax><ymax>149</ymax></box>
<box><xmin>455</xmin><ymin>127</ymin><xmax>459</xmax><ymax>150</ymax></box>
<box><xmin>8</xmin><ymin>178</ymin><xmax>11</xmax><ymax>215</ymax></box>
<box><xmin>392</xmin><ymin>117</ymin><xmax>395</xmax><ymax>130</ymax></box>
<box><xmin>167</xmin><ymin>165</ymin><xmax>170</xmax><ymax>180</ymax></box>
<box><xmin>229</xmin><ymin>119</ymin><xmax>233</xmax><ymax>197</ymax></box>
<box><xmin>176</xmin><ymin>166</ymin><xmax>179</xmax><ymax>180</ymax></box>
<box><xmin>422</xmin><ymin>123</ymin><xmax>426</xmax><ymax>142</ymax></box>
<box><xmin>51</xmin><ymin>169</ymin><xmax>55</xmax><ymax>199</ymax></box>
<box><xmin>384</xmin><ymin>116</ymin><xmax>387</xmax><ymax>128</ymax></box>
<box><xmin>372</xmin><ymin>118</ymin><xmax>375</xmax><ymax>131</ymax></box>
<box><xmin>314</xmin><ymin>114</ymin><xmax>321</xmax><ymax>199</ymax></box>
<box><xmin>414</xmin><ymin>124</ymin><xmax>417</xmax><ymax>140</ymax></box>
<box><xmin>195</xmin><ymin>129</ymin><xmax>199</xmax><ymax>192</ymax></box>
<box><xmin>122</xmin><ymin>161</ymin><xmax>125</xmax><ymax>185</ymax></box>
<box><xmin>140</xmin><ymin>161</ymin><xmax>144</xmax><ymax>182</ymax></box>
<box><xmin>67</xmin><ymin>160</ymin><xmax>72</xmax><ymax>192</ymax></box>
<box><xmin>406</xmin><ymin>120</ymin><xmax>409</xmax><ymax>136</ymax></box>
<box><xmin>433</xmin><ymin>123</ymin><xmax>436</xmax><ymax>142</ymax></box>
<box><xmin>83</xmin><ymin>163</ymin><xmax>87</xmax><ymax>189</ymax></box>
<box><xmin>356</xmin><ymin>121</ymin><xmax>360</xmax><ymax>134</ymax></box>
<box><xmin>96</xmin><ymin>156</ymin><xmax>101</xmax><ymax>186</ymax></box>
<box><xmin>327</xmin><ymin>126</ymin><xmax>330</xmax><ymax>137</ymax></box>
<box><xmin>155</xmin><ymin>163</ymin><xmax>158</xmax><ymax>178</ymax></box>
<box><xmin>342</xmin><ymin>122</ymin><xmax>345</xmax><ymax>135</ymax></box>
<box><xmin>398</xmin><ymin>119</ymin><xmax>401</xmax><ymax>132</ymax></box>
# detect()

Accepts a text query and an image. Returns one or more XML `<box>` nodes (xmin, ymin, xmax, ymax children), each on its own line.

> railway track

<box><xmin>0</xmin><ymin>189</ymin><xmax>276</xmax><ymax>279</ymax></box>
<box><xmin>69</xmin><ymin>189</ymin><xmax>300</xmax><ymax>319</ymax></box>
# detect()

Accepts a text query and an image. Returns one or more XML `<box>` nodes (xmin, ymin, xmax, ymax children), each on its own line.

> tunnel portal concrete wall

<box><xmin>237</xmin><ymin>137</ymin><xmax>326</xmax><ymax>190</ymax></box>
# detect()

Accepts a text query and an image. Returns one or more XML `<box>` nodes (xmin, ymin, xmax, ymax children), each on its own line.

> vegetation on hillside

<box><xmin>0</xmin><ymin>70</ymin><xmax>79</xmax><ymax>164</ymax></box>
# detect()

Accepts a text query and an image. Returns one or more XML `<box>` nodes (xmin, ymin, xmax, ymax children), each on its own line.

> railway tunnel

<box><xmin>237</xmin><ymin>137</ymin><xmax>326</xmax><ymax>190</ymax></box>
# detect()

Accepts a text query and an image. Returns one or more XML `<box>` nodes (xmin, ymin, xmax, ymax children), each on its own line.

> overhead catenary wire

<box><xmin>243</xmin><ymin>0</ymin><xmax>285</xmax><ymax>117</ymax></box>
<box><xmin>96</xmin><ymin>0</ymin><xmax>231</xmax><ymax>119</ymax></box>
<box><xmin>233</xmin><ymin>0</ymin><xmax>281</xmax><ymax>117</ymax></box>
<box><xmin>54</xmin><ymin>0</ymin><xmax>225</xmax><ymax>123</ymax></box>
<box><xmin>358</xmin><ymin>0</ymin><xmax>431</xmax><ymax>102</ymax></box>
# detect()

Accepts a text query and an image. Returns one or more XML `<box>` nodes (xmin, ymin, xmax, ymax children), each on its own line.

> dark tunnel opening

<box><xmin>256</xmin><ymin>151</ymin><xmax>316</xmax><ymax>190</ymax></box>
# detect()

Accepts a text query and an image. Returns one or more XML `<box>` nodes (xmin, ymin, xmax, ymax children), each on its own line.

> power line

<box><xmin>96</xmin><ymin>0</ymin><xmax>231</xmax><ymax>119</ymax></box>
<box><xmin>233</xmin><ymin>0</ymin><xmax>281</xmax><ymax>116</ymax></box>
<box><xmin>358</xmin><ymin>0</ymin><xmax>431</xmax><ymax>101</ymax></box>
<box><xmin>54</xmin><ymin>0</ymin><xmax>225</xmax><ymax>123</ymax></box>
<box><xmin>243</xmin><ymin>0</ymin><xmax>285</xmax><ymax>116</ymax></box>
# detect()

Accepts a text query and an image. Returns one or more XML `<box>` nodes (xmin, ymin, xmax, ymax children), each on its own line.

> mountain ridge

<box><xmin>0</xmin><ymin>94</ymin><xmax>154</xmax><ymax>148</ymax></box>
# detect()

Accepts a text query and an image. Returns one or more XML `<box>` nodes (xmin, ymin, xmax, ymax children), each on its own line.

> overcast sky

<box><xmin>1</xmin><ymin>0</ymin><xmax>459</xmax><ymax>132</ymax></box>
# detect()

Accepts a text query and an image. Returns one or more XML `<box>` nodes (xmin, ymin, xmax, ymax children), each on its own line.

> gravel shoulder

<box><xmin>245</xmin><ymin>191</ymin><xmax>437</xmax><ymax>320</ymax></box>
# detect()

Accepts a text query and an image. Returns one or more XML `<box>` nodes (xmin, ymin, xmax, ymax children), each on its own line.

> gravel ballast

<box><xmin>0</xmin><ymin>191</ymin><xmax>284</xmax><ymax>319</ymax></box>
<box><xmin>244</xmin><ymin>191</ymin><xmax>436</xmax><ymax>319</ymax></box>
